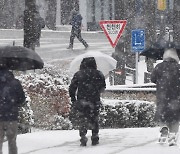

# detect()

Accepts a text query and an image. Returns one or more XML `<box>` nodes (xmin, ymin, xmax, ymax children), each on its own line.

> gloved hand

<box><xmin>70</xmin><ymin>98</ymin><xmax>77</xmax><ymax>111</ymax></box>
<box><xmin>70</xmin><ymin>97</ymin><xmax>76</xmax><ymax>104</ymax></box>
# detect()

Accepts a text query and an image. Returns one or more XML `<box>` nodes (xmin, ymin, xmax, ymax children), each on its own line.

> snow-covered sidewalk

<box><xmin>2</xmin><ymin>127</ymin><xmax>180</xmax><ymax>154</ymax></box>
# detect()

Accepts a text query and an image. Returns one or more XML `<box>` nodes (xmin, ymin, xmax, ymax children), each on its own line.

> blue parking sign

<box><xmin>131</xmin><ymin>29</ymin><xmax>145</xmax><ymax>52</ymax></box>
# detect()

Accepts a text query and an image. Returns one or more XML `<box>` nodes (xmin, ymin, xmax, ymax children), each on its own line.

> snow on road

<box><xmin>2</xmin><ymin>127</ymin><xmax>180</xmax><ymax>154</ymax></box>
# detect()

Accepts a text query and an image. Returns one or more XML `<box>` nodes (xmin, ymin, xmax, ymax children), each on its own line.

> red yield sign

<box><xmin>99</xmin><ymin>20</ymin><xmax>127</xmax><ymax>48</ymax></box>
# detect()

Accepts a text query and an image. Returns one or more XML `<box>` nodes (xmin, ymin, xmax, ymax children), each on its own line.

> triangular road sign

<box><xmin>99</xmin><ymin>20</ymin><xmax>127</xmax><ymax>48</ymax></box>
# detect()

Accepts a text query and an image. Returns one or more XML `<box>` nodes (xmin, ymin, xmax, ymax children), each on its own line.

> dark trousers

<box><xmin>0</xmin><ymin>121</ymin><xmax>18</xmax><ymax>154</ymax></box>
<box><xmin>35</xmin><ymin>30</ymin><xmax>42</xmax><ymax>47</ymax></box>
<box><xmin>79</xmin><ymin>111</ymin><xmax>99</xmax><ymax>140</ymax></box>
<box><xmin>23</xmin><ymin>37</ymin><xmax>35</xmax><ymax>51</ymax></box>
<box><xmin>69</xmin><ymin>28</ymin><xmax>88</xmax><ymax>48</ymax></box>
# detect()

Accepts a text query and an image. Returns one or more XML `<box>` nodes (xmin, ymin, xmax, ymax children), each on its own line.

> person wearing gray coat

<box><xmin>151</xmin><ymin>48</ymin><xmax>180</xmax><ymax>146</ymax></box>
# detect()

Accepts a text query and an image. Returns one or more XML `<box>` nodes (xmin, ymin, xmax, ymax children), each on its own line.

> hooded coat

<box><xmin>0</xmin><ymin>70</ymin><xmax>25</xmax><ymax>121</ymax></box>
<box><xmin>69</xmin><ymin>57</ymin><xmax>106</xmax><ymax>105</ymax></box>
<box><xmin>70</xmin><ymin>10</ymin><xmax>82</xmax><ymax>30</ymax></box>
<box><xmin>151</xmin><ymin>49</ymin><xmax>180</xmax><ymax>123</ymax></box>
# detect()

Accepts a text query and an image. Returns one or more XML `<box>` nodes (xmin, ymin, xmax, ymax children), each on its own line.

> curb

<box><xmin>0</xmin><ymin>29</ymin><xmax>105</xmax><ymax>39</ymax></box>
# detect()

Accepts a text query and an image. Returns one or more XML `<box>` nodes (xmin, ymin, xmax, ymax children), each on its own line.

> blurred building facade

<box><xmin>0</xmin><ymin>0</ymin><xmax>179</xmax><ymax>35</ymax></box>
<box><xmin>55</xmin><ymin>0</ymin><xmax>115</xmax><ymax>31</ymax></box>
<box><xmin>0</xmin><ymin>0</ymin><xmax>115</xmax><ymax>30</ymax></box>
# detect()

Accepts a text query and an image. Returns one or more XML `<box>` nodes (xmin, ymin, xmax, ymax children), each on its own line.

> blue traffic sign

<box><xmin>131</xmin><ymin>29</ymin><xmax>145</xmax><ymax>52</ymax></box>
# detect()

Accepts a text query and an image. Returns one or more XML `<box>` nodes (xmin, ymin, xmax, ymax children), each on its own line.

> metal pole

<box><xmin>135</xmin><ymin>52</ymin><xmax>139</xmax><ymax>84</ymax></box>
<box><xmin>135</xmin><ymin>0</ymin><xmax>141</xmax><ymax>84</ymax></box>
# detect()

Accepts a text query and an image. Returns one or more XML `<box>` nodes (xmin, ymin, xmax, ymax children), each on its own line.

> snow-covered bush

<box><xmin>16</xmin><ymin>65</ymin><xmax>71</xmax><ymax>130</ymax></box>
<box><xmin>125</xmin><ymin>102</ymin><xmax>139</xmax><ymax>127</ymax></box>
<box><xmin>99</xmin><ymin>102</ymin><xmax>130</xmax><ymax>128</ymax></box>
<box><xmin>99</xmin><ymin>100</ymin><xmax>156</xmax><ymax>128</ymax></box>
<box><xmin>50</xmin><ymin>114</ymin><xmax>72</xmax><ymax>130</ymax></box>
<box><xmin>15</xmin><ymin>65</ymin><xmax>156</xmax><ymax>130</ymax></box>
<box><xmin>136</xmin><ymin>102</ymin><xmax>156</xmax><ymax>127</ymax></box>
<box><xmin>69</xmin><ymin>99</ymin><xmax>156</xmax><ymax>129</ymax></box>
<box><xmin>18</xmin><ymin>95</ymin><xmax>34</xmax><ymax>134</ymax></box>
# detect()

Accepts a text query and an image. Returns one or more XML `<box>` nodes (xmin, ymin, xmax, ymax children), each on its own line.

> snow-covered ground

<box><xmin>3</xmin><ymin>127</ymin><xmax>180</xmax><ymax>154</ymax></box>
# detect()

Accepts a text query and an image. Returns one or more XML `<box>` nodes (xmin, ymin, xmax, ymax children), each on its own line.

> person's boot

<box><xmin>168</xmin><ymin>133</ymin><xmax>179</xmax><ymax>146</ymax></box>
<box><xmin>82</xmin><ymin>40</ymin><xmax>89</xmax><ymax>50</ymax></box>
<box><xmin>80</xmin><ymin>136</ymin><xmax>88</xmax><ymax>146</ymax></box>
<box><xmin>67</xmin><ymin>45</ymin><xmax>73</xmax><ymax>49</ymax></box>
<box><xmin>158</xmin><ymin>126</ymin><xmax>169</xmax><ymax>144</ymax></box>
<box><xmin>85</xmin><ymin>44</ymin><xmax>89</xmax><ymax>50</ymax></box>
<box><xmin>91</xmin><ymin>135</ymin><xmax>99</xmax><ymax>146</ymax></box>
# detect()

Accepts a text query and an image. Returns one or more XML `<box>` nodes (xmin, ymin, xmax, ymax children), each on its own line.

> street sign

<box><xmin>131</xmin><ymin>29</ymin><xmax>145</xmax><ymax>52</ymax></box>
<box><xmin>99</xmin><ymin>20</ymin><xmax>127</xmax><ymax>48</ymax></box>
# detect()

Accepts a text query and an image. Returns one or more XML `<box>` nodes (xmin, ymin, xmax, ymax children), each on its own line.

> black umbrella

<box><xmin>0</xmin><ymin>46</ymin><xmax>44</xmax><ymax>71</ymax></box>
<box><xmin>140</xmin><ymin>42</ymin><xmax>180</xmax><ymax>60</ymax></box>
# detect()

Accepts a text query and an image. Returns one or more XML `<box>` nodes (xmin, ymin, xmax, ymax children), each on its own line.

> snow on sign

<box><xmin>99</xmin><ymin>20</ymin><xmax>127</xmax><ymax>48</ymax></box>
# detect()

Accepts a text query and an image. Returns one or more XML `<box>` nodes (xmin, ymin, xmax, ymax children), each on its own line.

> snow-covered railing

<box><xmin>105</xmin><ymin>83</ymin><xmax>156</xmax><ymax>92</ymax></box>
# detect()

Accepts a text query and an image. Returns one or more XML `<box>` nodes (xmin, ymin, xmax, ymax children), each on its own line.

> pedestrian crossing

<box><xmin>0</xmin><ymin>36</ymin><xmax>114</xmax><ymax>65</ymax></box>
<box><xmin>0</xmin><ymin>37</ymin><xmax>113</xmax><ymax>51</ymax></box>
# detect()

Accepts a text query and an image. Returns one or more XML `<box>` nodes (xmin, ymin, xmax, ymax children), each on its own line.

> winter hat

<box><xmin>163</xmin><ymin>48</ymin><xmax>179</xmax><ymax>63</ymax></box>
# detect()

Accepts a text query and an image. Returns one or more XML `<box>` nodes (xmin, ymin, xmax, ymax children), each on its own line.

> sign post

<box><xmin>131</xmin><ymin>29</ymin><xmax>145</xmax><ymax>84</ymax></box>
<box><xmin>99</xmin><ymin>20</ymin><xmax>127</xmax><ymax>48</ymax></box>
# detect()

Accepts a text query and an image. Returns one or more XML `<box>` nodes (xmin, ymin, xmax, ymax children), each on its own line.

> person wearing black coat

<box><xmin>67</xmin><ymin>9</ymin><xmax>89</xmax><ymax>50</ymax></box>
<box><xmin>69</xmin><ymin>57</ymin><xmax>106</xmax><ymax>146</ymax></box>
<box><xmin>0</xmin><ymin>69</ymin><xmax>25</xmax><ymax>154</ymax></box>
<box><xmin>34</xmin><ymin>12</ymin><xmax>45</xmax><ymax>47</ymax></box>
<box><xmin>23</xmin><ymin>5</ymin><xmax>42</xmax><ymax>51</ymax></box>
<box><xmin>23</xmin><ymin>7</ymin><xmax>36</xmax><ymax>51</ymax></box>
<box><xmin>151</xmin><ymin>48</ymin><xmax>180</xmax><ymax>146</ymax></box>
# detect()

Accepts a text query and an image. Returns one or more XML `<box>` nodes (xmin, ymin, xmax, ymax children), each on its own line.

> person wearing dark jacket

<box><xmin>151</xmin><ymin>48</ymin><xmax>180</xmax><ymax>146</ymax></box>
<box><xmin>23</xmin><ymin>8</ymin><xmax>36</xmax><ymax>50</ymax></box>
<box><xmin>67</xmin><ymin>9</ymin><xmax>89</xmax><ymax>50</ymax></box>
<box><xmin>34</xmin><ymin>11</ymin><xmax>45</xmax><ymax>47</ymax></box>
<box><xmin>23</xmin><ymin>5</ymin><xmax>41</xmax><ymax>51</ymax></box>
<box><xmin>69</xmin><ymin>57</ymin><xmax>106</xmax><ymax>146</ymax></box>
<box><xmin>0</xmin><ymin>69</ymin><xmax>25</xmax><ymax>154</ymax></box>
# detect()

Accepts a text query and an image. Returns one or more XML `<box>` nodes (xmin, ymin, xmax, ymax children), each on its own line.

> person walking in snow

<box><xmin>69</xmin><ymin>57</ymin><xmax>106</xmax><ymax>146</ymax></box>
<box><xmin>151</xmin><ymin>48</ymin><xmax>180</xmax><ymax>146</ymax></box>
<box><xmin>67</xmin><ymin>9</ymin><xmax>89</xmax><ymax>50</ymax></box>
<box><xmin>0</xmin><ymin>68</ymin><xmax>25</xmax><ymax>154</ymax></box>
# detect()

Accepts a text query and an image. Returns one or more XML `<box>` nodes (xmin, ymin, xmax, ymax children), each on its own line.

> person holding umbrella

<box><xmin>69</xmin><ymin>57</ymin><xmax>106</xmax><ymax>146</ymax></box>
<box><xmin>151</xmin><ymin>48</ymin><xmax>180</xmax><ymax>146</ymax></box>
<box><xmin>0</xmin><ymin>65</ymin><xmax>26</xmax><ymax>154</ymax></box>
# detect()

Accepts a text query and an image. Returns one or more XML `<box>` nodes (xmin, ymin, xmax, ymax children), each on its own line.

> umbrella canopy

<box><xmin>69</xmin><ymin>51</ymin><xmax>117</xmax><ymax>76</ymax></box>
<box><xmin>0</xmin><ymin>46</ymin><xmax>44</xmax><ymax>71</ymax></box>
<box><xmin>140</xmin><ymin>42</ymin><xmax>180</xmax><ymax>60</ymax></box>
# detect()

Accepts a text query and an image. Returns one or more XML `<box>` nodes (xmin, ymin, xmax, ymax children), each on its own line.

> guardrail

<box><xmin>109</xmin><ymin>66</ymin><xmax>152</xmax><ymax>85</ymax></box>
<box><xmin>103</xmin><ymin>83</ymin><xmax>156</xmax><ymax>102</ymax></box>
